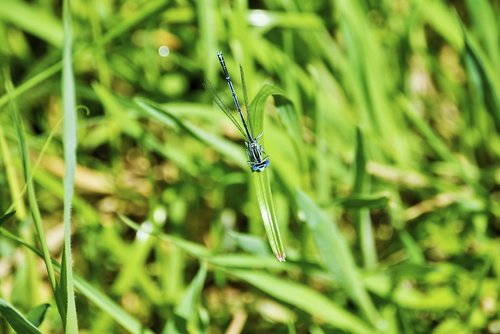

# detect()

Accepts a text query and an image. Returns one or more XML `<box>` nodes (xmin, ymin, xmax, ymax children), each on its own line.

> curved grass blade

<box><xmin>254</xmin><ymin>171</ymin><xmax>286</xmax><ymax>262</ymax></box>
<box><xmin>0</xmin><ymin>298</ymin><xmax>42</xmax><ymax>334</ymax></box>
<box><xmin>5</xmin><ymin>71</ymin><xmax>58</xmax><ymax>301</ymax></box>
<box><xmin>248</xmin><ymin>84</ymin><xmax>287</xmax><ymax>138</ymax></box>
<box><xmin>246</xmin><ymin>84</ymin><xmax>291</xmax><ymax>261</ymax></box>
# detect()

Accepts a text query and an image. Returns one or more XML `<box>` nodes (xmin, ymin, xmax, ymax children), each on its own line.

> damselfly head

<box><xmin>250</xmin><ymin>159</ymin><xmax>270</xmax><ymax>173</ymax></box>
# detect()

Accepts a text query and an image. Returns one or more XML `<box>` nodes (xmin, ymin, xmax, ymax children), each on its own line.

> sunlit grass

<box><xmin>0</xmin><ymin>0</ymin><xmax>499</xmax><ymax>333</ymax></box>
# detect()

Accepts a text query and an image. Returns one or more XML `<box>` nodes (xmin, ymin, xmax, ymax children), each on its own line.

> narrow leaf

<box><xmin>0</xmin><ymin>211</ymin><xmax>16</xmax><ymax>226</ymax></box>
<box><xmin>230</xmin><ymin>270</ymin><xmax>374</xmax><ymax>334</ymax></box>
<box><xmin>352</xmin><ymin>128</ymin><xmax>377</xmax><ymax>268</ymax></box>
<box><xmin>175</xmin><ymin>263</ymin><xmax>208</xmax><ymax>320</ymax></box>
<box><xmin>5</xmin><ymin>71</ymin><xmax>58</xmax><ymax>301</ymax></box>
<box><xmin>26</xmin><ymin>304</ymin><xmax>50</xmax><ymax>327</ymax></box>
<box><xmin>59</xmin><ymin>0</ymin><xmax>79</xmax><ymax>331</ymax></box>
<box><xmin>337</xmin><ymin>195</ymin><xmax>389</xmax><ymax>209</ymax></box>
<box><xmin>254</xmin><ymin>171</ymin><xmax>286</xmax><ymax>262</ymax></box>
<box><xmin>0</xmin><ymin>298</ymin><xmax>42</xmax><ymax>334</ymax></box>
<box><xmin>295</xmin><ymin>190</ymin><xmax>379</xmax><ymax>325</ymax></box>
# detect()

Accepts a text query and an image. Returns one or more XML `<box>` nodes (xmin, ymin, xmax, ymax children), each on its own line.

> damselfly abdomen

<box><xmin>215</xmin><ymin>52</ymin><xmax>270</xmax><ymax>173</ymax></box>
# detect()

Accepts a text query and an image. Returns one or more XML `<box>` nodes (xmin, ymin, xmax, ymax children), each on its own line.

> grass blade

<box><xmin>175</xmin><ymin>263</ymin><xmax>208</xmax><ymax>320</ymax></box>
<box><xmin>295</xmin><ymin>190</ymin><xmax>380</xmax><ymax>326</ymax></box>
<box><xmin>0</xmin><ymin>0</ymin><xmax>63</xmax><ymax>47</ymax></box>
<box><xmin>229</xmin><ymin>269</ymin><xmax>373</xmax><ymax>334</ymax></box>
<box><xmin>337</xmin><ymin>194</ymin><xmax>389</xmax><ymax>209</ymax></box>
<box><xmin>5</xmin><ymin>71</ymin><xmax>58</xmax><ymax>300</ymax></box>
<box><xmin>0</xmin><ymin>211</ymin><xmax>16</xmax><ymax>226</ymax></box>
<box><xmin>352</xmin><ymin>128</ymin><xmax>377</xmax><ymax>269</ymax></box>
<box><xmin>461</xmin><ymin>17</ymin><xmax>500</xmax><ymax>130</ymax></box>
<box><xmin>26</xmin><ymin>304</ymin><xmax>50</xmax><ymax>328</ymax></box>
<box><xmin>254</xmin><ymin>171</ymin><xmax>286</xmax><ymax>262</ymax></box>
<box><xmin>0</xmin><ymin>298</ymin><xmax>42</xmax><ymax>334</ymax></box>
<box><xmin>59</xmin><ymin>0</ymin><xmax>79</xmax><ymax>331</ymax></box>
<box><xmin>248</xmin><ymin>84</ymin><xmax>286</xmax><ymax>137</ymax></box>
<box><xmin>247</xmin><ymin>84</ymin><xmax>295</xmax><ymax>261</ymax></box>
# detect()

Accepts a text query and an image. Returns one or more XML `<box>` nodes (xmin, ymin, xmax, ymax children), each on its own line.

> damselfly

<box><xmin>214</xmin><ymin>51</ymin><xmax>270</xmax><ymax>173</ymax></box>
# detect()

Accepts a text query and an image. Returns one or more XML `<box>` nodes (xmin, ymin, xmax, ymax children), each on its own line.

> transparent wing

<box><xmin>239</xmin><ymin>64</ymin><xmax>255</xmax><ymax>138</ymax></box>
<box><xmin>203</xmin><ymin>82</ymin><xmax>247</xmax><ymax>138</ymax></box>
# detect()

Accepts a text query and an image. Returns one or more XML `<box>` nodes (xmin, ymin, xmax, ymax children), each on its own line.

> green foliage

<box><xmin>0</xmin><ymin>0</ymin><xmax>499</xmax><ymax>333</ymax></box>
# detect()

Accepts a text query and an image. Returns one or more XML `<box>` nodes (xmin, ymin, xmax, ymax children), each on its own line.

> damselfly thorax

<box><xmin>245</xmin><ymin>136</ymin><xmax>270</xmax><ymax>172</ymax></box>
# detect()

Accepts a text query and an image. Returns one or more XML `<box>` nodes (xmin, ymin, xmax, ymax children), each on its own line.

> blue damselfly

<box><xmin>214</xmin><ymin>51</ymin><xmax>270</xmax><ymax>173</ymax></box>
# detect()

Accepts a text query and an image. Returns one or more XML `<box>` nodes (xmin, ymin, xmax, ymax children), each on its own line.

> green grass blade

<box><xmin>0</xmin><ymin>62</ymin><xmax>62</xmax><ymax>109</ymax></box>
<box><xmin>73</xmin><ymin>274</ymin><xmax>156</xmax><ymax>334</ymax></box>
<box><xmin>229</xmin><ymin>269</ymin><xmax>374</xmax><ymax>334</ymax></box>
<box><xmin>337</xmin><ymin>194</ymin><xmax>390</xmax><ymax>209</ymax></box>
<box><xmin>0</xmin><ymin>211</ymin><xmax>16</xmax><ymax>226</ymax></box>
<box><xmin>465</xmin><ymin>0</ymin><xmax>500</xmax><ymax>71</ymax></box>
<box><xmin>352</xmin><ymin>128</ymin><xmax>377</xmax><ymax>269</ymax></box>
<box><xmin>175</xmin><ymin>263</ymin><xmax>208</xmax><ymax>320</ymax></box>
<box><xmin>295</xmin><ymin>190</ymin><xmax>380</xmax><ymax>326</ymax></box>
<box><xmin>196</xmin><ymin>0</ymin><xmax>217</xmax><ymax>83</ymax></box>
<box><xmin>5</xmin><ymin>71</ymin><xmax>58</xmax><ymax>296</ymax></box>
<box><xmin>248</xmin><ymin>84</ymin><xmax>287</xmax><ymax>136</ymax></box>
<box><xmin>254</xmin><ymin>171</ymin><xmax>286</xmax><ymax>262</ymax></box>
<box><xmin>0</xmin><ymin>0</ymin><xmax>63</xmax><ymax>47</ymax></box>
<box><xmin>58</xmin><ymin>0</ymin><xmax>79</xmax><ymax>332</ymax></box>
<box><xmin>0</xmin><ymin>298</ymin><xmax>42</xmax><ymax>334</ymax></box>
<box><xmin>461</xmin><ymin>19</ymin><xmax>500</xmax><ymax>130</ymax></box>
<box><xmin>246</xmin><ymin>84</ymin><xmax>298</xmax><ymax>261</ymax></box>
<box><xmin>0</xmin><ymin>121</ymin><xmax>28</xmax><ymax>218</ymax></box>
<box><xmin>26</xmin><ymin>304</ymin><xmax>50</xmax><ymax>327</ymax></box>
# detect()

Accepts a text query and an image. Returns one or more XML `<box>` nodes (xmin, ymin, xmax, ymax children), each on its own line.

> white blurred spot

<box><xmin>153</xmin><ymin>206</ymin><xmax>168</xmax><ymax>225</ymax></box>
<box><xmin>137</xmin><ymin>221</ymin><xmax>153</xmax><ymax>241</ymax></box>
<box><xmin>248</xmin><ymin>10</ymin><xmax>273</xmax><ymax>27</ymax></box>
<box><xmin>158</xmin><ymin>46</ymin><xmax>170</xmax><ymax>57</ymax></box>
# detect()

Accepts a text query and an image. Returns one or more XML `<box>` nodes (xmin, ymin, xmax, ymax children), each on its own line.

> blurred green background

<box><xmin>0</xmin><ymin>0</ymin><xmax>499</xmax><ymax>333</ymax></box>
